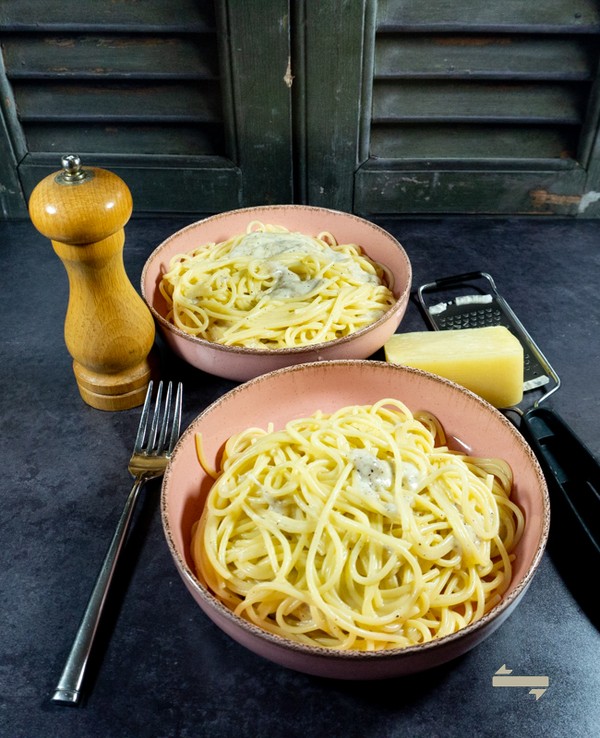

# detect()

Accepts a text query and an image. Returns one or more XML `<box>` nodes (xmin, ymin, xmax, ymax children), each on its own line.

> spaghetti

<box><xmin>191</xmin><ymin>399</ymin><xmax>524</xmax><ymax>651</ymax></box>
<box><xmin>159</xmin><ymin>222</ymin><xmax>395</xmax><ymax>349</ymax></box>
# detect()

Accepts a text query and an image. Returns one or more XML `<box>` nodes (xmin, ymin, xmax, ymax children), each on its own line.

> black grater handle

<box><xmin>519</xmin><ymin>407</ymin><xmax>600</xmax><ymax>564</ymax></box>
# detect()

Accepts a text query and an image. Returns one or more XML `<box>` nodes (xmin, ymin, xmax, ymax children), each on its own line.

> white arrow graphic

<box><xmin>492</xmin><ymin>665</ymin><xmax>549</xmax><ymax>699</ymax></box>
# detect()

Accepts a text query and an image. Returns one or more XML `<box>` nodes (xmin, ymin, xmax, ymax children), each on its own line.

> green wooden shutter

<box><xmin>357</xmin><ymin>0</ymin><xmax>600</xmax><ymax>216</ymax></box>
<box><xmin>0</xmin><ymin>0</ymin><xmax>293</xmax><ymax>218</ymax></box>
<box><xmin>302</xmin><ymin>0</ymin><xmax>600</xmax><ymax>217</ymax></box>
<box><xmin>4</xmin><ymin>1</ymin><xmax>600</xmax><ymax>219</ymax></box>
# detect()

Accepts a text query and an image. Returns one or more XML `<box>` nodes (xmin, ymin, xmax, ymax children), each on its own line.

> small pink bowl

<box><xmin>161</xmin><ymin>361</ymin><xmax>550</xmax><ymax>679</ymax></box>
<box><xmin>141</xmin><ymin>205</ymin><xmax>411</xmax><ymax>380</ymax></box>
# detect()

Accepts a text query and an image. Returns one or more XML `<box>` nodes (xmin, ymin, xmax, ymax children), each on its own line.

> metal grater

<box><xmin>416</xmin><ymin>271</ymin><xmax>560</xmax><ymax>396</ymax></box>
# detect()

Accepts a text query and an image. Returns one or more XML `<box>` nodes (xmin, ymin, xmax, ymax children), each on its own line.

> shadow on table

<box><xmin>546</xmin><ymin>524</ymin><xmax>600</xmax><ymax>632</ymax></box>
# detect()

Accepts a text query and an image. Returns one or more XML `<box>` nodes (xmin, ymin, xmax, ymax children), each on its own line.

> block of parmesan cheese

<box><xmin>384</xmin><ymin>326</ymin><xmax>524</xmax><ymax>407</ymax></box>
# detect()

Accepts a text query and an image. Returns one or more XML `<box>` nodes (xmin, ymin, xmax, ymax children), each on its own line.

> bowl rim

<box><xmin>141</xmin><ymin>204</ymin><xmax>412</xmax><ymax>357</ymax></box>
<box><xmin>161</xmin><ymin>360</ymin><xmax>551</xmax><ymax>661</ymax></box>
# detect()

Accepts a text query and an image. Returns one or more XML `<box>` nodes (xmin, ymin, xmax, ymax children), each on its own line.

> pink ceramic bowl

<box><xmin>141</xmin><ymin>205</ymin><xmax>411</xmax><ymax>380</ymax></box>
<box><xmin>161</xmin><ymin>361</ymin><xmax>550</xmax><ymax>679</ymax></box>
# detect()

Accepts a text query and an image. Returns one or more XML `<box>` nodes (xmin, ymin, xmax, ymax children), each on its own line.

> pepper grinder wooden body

<box><xmin>29</xmin><ymin>155</ymin><xmax>156</xmax><ymax>410</ymax></box>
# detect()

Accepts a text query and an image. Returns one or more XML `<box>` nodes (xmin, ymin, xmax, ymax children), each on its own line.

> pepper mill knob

<box><xmin>29</xmin><ymin>155</ymin><xmax>157</xmax><ymax>410</ymax></box>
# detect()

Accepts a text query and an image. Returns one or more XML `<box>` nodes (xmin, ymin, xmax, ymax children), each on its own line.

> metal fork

<box><xmin>51</xmin><ymin>380</ymin><xmax>183</xmax><ymax>706</ymax></box>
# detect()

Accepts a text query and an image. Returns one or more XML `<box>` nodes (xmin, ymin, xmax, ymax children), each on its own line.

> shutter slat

<box><xmin>373</xmin><ymin>81</ymin><xmax>587</xmax><ymax>125</ymax></box>
<box><xmin>13</xmin><ymin>81</ymin><xmax>222</xmax><ymax>123</ymax></box>
<box><xmin>377</xmin><ymin>0</ymin><xmax>600</xmax><ymax>33</ymax></box>
<box><xmin>375</xmin><ymin>34</ymin><xmax>597</xmax><ymax>80</ymax></box>
<box><xmin>25</xmin><ymin>123</ymin><xmax>224</xmax><ymax>156</ymax></box>
<box><xmin>2</xmin><ymin>35</ymin><xmax>219</xmax><ymax>80</ymax></box>
<box><xmin>370</xmin><ymin>123</ymin><xmax>578</xmax><ymax>162</ymax></box>
<box><xmin>0</xmin><ymin>0</ymin><xmax>215</xmax><ymax>33</ymax></box>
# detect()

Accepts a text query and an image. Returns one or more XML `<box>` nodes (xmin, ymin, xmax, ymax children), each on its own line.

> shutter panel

<box><xmin>353</xmin><ymin>0</ymin><xmax>600</xmax><ymax>216</ymax></box>
<box><xmin>0</xmin><ymin>0</ymin><xmax>293</xmax><ymax>217</ymax></box>
<box><xmin>4</xmin><ymin>1</ymin><xmax>600</xmax><ymax>218</ymax></box>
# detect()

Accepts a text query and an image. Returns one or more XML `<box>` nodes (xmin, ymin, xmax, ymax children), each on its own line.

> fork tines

<box><xmin>134</xmin><ymin>380</ymin><xmax>183</xmax><ymax>456</ymax></box>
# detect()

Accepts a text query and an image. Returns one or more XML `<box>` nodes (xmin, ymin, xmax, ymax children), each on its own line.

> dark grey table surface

<box><xmin>1</xmin><ymin>215</ymin><xmax>599</xmax><ymax>738</ymax></box>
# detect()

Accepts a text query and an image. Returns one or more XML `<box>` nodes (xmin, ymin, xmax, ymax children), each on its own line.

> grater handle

<box><xmin>520</xmin><ymin>407</ymin><xmax>600</xmax><ymax>564</ymax></box>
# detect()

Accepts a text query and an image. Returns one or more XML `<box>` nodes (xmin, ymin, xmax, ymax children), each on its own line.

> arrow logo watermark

<box><xmin>492</xmin><ymin>665</ymin><xmax>549</xmax><ymax>700</ymax></box>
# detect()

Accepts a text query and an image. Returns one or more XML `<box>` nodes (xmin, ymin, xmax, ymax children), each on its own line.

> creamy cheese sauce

<box><xmin>229</xmin><ymin>231</ymin><xmax>327</xmax><ymax>259</ymax></box>
<box><xmin>402</xmin><ymin>461</ymin><xmax>422</xmax><ymax>492</ymax></box>
<box><xmin>228</xmin><ymin>230</ymin><xmax>380</xmax><ymax>300</ymax></box>
<box><xmin>267</xmin><ymin>266</ymin><xmax>322</xmax><ymax>299</ymax></box>
<box><xmin>351</xmin><ymin>450</ymin><xmax>393</xmax><ymax>496</ymax></box>
<box><xmin>350</xmin><ymin>452</ymin><xmax>426</xmax><ymax>518</ymax></box>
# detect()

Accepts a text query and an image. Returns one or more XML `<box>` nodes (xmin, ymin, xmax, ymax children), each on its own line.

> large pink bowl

<box><xmin>141</xmin><ymin>205</ymin><xmax>411</xmax><ymax>380</ymax></box>
<box><xmin>161</xmin><ymin>361</ymin><xmax>550</xmax><ymax>679</ymax></box>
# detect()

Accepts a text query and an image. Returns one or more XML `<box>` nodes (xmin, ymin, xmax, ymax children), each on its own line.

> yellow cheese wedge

<box><xmin>384</xmin><ymin>326</ymin><xmax>524</xmax><ymax>407</ymax></box>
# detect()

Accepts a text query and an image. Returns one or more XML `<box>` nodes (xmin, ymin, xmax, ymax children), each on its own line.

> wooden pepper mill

<box><xmin>29</xmin><ymin>154</ymin><xmax>156</xmax><ymax>410</ymax></box>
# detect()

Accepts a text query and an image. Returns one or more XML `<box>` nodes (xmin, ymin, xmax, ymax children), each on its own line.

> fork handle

<box><xmin>51</xmin><ymin>477</ymin><xmax>145</xmax><ymax>705</ymax></box>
